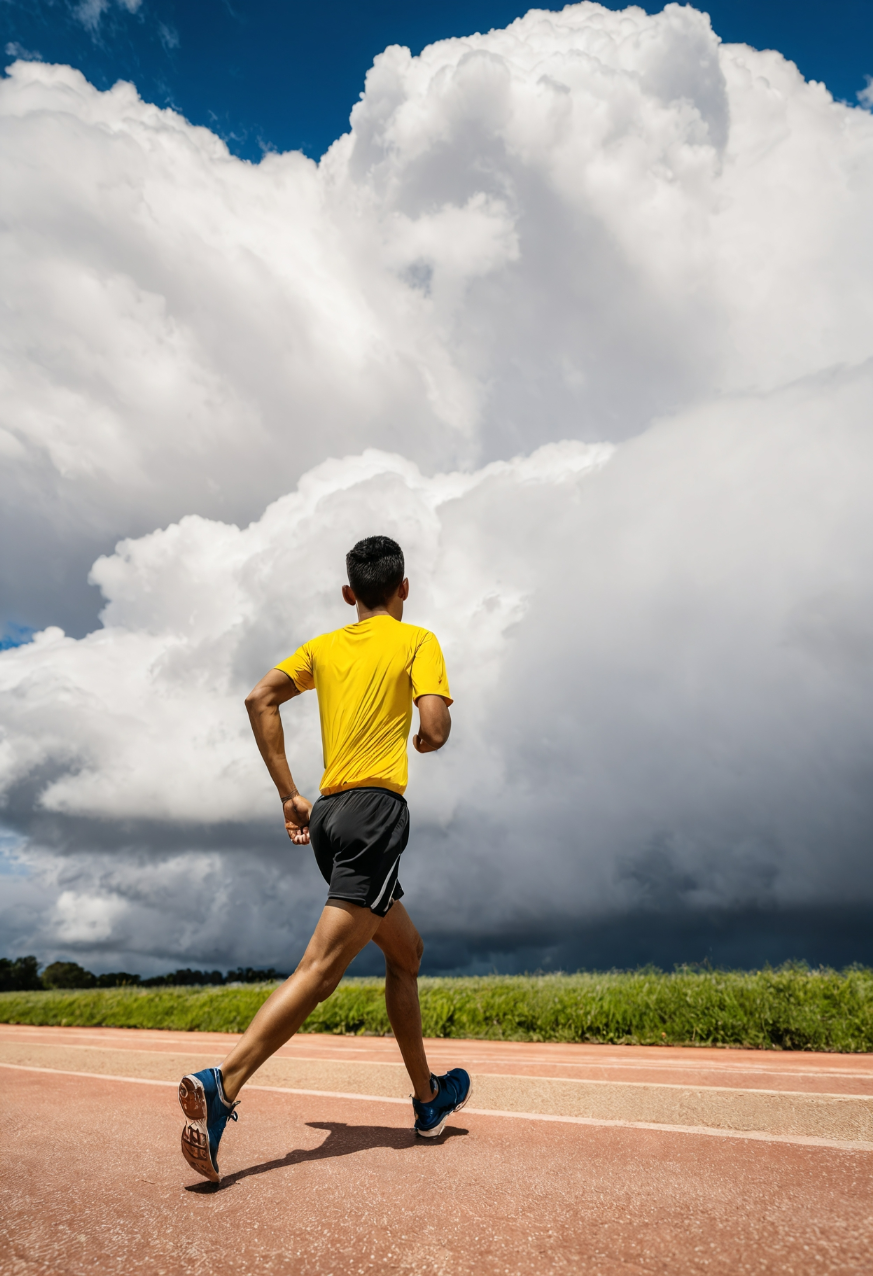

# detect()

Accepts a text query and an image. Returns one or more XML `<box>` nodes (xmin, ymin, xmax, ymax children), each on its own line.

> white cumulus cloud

<box><xmin>4</xmin><ymin>4</ymin><xmax>873</xmax><ymax>636</ymax></box>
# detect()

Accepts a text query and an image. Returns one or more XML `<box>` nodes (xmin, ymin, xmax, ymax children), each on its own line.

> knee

<box><xmin>297</xmin><ymin>956</ymin><xmax>343</xmax><ymax>1004</ymax></box>
<box><xmin>314</xmin><ymin>968</ymin><xmax>343</xmax><ymax>1003</ymax></box>
<box><xmin>317</xmin><ymin>980</ymin><xmax>340</xmax><ymax>1005</ymax></box>
<box><xmin>387</xmin><ymin>933</ymin><xmax>424</xmax><ymax>980</ymax></box>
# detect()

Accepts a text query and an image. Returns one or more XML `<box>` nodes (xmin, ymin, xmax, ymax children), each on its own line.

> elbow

<box><xmin>428</xmin><ymin>720</ymin><xmax>452</xmax><ymax>751</ymax></box>
<box><xmin>245</xmin><ymin>687</ymin><xmax>267</xmax><ymax>715</ymax></box>
<box><xmin>414</xmin><ymin>697</ymin><xmax>452</xmax><ymax>753</ymax></box>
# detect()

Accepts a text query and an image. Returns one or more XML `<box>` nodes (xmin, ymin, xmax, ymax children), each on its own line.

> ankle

<box><xmin>219</xmin><ymin>1067</ymin><xmax>240</xmax><ymax>1104</ymax></box>
<box><xmin>415</xmin><ymin>1076</ymin><xmax>438</xmax><ymax>1104</ymax></box>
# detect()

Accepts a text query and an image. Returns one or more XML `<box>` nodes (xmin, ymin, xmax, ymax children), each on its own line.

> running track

<box><xmin>3</xmin><ymin>1025</ymin><xmax>873</xmax><ymax>1274</ymax></box>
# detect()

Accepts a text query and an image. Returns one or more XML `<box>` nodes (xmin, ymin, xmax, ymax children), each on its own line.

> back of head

<box><xmin>346</xmin><ymin>536</ymin><xmax>405</xmax><ymax>609</ymax></box>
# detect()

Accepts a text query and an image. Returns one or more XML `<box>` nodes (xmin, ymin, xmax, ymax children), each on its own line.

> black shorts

<box><xmin>309</xmin><ymin>787</ymin><xmax>409</xmax><ymax>918</ymax></box>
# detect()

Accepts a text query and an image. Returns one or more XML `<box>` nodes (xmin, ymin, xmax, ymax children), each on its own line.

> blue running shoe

<box><xmin>179</xmin><ymin>1066</ymin><xmax>239</xmax><ymax>1181</ymax></box>
<box><xmin>412</xmin><ymin>1068</ymin><xmax>472</xmax><ymax>1138</ymax></box>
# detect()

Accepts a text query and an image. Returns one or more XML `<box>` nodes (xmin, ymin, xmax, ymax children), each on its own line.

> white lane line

<box><xmin>3</xmin><ymin>1062</ymin><xmax>872</xmax><ymax>1152</ymax></box>
<box><xmin>467</xmin><ymin>1075</ymin><xmax>873</xmax><ymax>1101</ymax></box>
<box><xmin>0</xmin><ymin>1063</ymin><xmax>177</xmax><ymax>1087</ymax></box>
<box><xmin>4</xmin><ymin>1030</ymin><xmax>873</xmax><ymax>1081</ymax></box>
<box><xmin>468</xmin><ymin>1108</ymin><xmax>873</xmax><ymax>1152</ymax></box>
<box><xmin>0</xmin><ymin>1039</ymin><xmax>409</xmax><ymax>1068</ymax></box>
<box><xmin>2</xmin><ymin>1045</ymin><xmax>871</xmax><ymax>1100</ymax></box>
<box><xmin>0</xmin><ymin>1062</ymin><xmax>409</xmax><ymax>1103</ymax></box>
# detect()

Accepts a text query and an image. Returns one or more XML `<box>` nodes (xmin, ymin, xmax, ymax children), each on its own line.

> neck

<box><xmin>356</xmin><ymin>601</ymin><xmax>402</xmax><ymax>622</ymax></box>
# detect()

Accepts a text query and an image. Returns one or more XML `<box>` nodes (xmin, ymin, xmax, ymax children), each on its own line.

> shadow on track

<box><xmin>185</xmin><ymin>1121</ymin><xmax>469</xmax><ymax>1194</ymax></box>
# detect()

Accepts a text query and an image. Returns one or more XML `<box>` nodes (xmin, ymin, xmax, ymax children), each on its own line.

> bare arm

<box><xmin>245</xmin><ymin>668</ymin><xmax>312</xmax><ymax>844</ymax></box>
<box><xmin>413</xmin><ymin>694</ymin><xmax>452</xmax><ymax>754</ymax></box>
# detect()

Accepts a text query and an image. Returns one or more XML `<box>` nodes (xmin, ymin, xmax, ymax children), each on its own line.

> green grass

<box><xmin>2</xmin><ymin>966</ymin><xmax>873</xmax><ymax>1050</ymax></box>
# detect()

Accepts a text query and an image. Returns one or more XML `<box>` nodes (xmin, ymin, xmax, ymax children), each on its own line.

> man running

<box><xmin>178</xmin><ymin>535</ymin><xmax>471</xmax><ymax>1181</ymax></box>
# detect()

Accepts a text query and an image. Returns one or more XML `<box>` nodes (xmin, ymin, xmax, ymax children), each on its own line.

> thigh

<box><xmin>298</xmin><ymin>898</ymin><xmax>383</xmax><ymax>975</ymax></box>
<box><xmin>371</xmin><ymin>900</ymin><xmax>423</xmax><ymax>969</ymax></box>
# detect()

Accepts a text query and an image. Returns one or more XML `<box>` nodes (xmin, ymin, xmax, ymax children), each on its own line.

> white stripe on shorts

<box><xmin>370</xmin><ymin>855</ymin><xmax>401</xmax><ymax>911</ymax></box>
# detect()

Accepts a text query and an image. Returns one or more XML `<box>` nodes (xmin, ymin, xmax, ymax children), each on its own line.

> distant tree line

<box><xmin>0</xmin><ymin>955</ymin><xmax>287</xmax><ymax>991</ymax></box>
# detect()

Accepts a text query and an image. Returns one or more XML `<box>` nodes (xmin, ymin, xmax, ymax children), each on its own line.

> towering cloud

<box><xmin>1</xmin><ymin>4</ymin><xmax>873</xmax><ymax>970</ymax></box>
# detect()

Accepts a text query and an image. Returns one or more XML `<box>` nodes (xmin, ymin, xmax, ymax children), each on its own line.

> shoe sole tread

<box><xmin>178</xmin><ymin>1074</ymin><xmax>219</xmax><ymax>1182</ymax></box>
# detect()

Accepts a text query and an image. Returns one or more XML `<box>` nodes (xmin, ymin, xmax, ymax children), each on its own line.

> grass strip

<box><xmin>1</xmin><ymin>967</ymin><xmax>872</xmax><ymax>1051</ymax></box>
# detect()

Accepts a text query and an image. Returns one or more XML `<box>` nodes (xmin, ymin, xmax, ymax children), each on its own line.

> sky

<box><xmin>2</xmin><ymin>2</ymin><xmax>873</xmax><ymax>976</ymax></box>
<box><xmin>2</xmin><ymin>0</ymin><xmax>872</xmax><ymax>162</ymax></box>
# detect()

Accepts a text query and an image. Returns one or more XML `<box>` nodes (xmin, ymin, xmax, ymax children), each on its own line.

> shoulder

<box><xmin>291</xmin><ymin>627</ymin><xmax>343</xmax><ymax>662</ymax></box>
<box><xmin>398</xmin><ymin>622</ymin><xmax>441</xmax><ymax>650</ymax></box>
<box><xmin>309</xmin><ymin>625</ymin><xmax>351</xmax><ymax>647</ymax></box>
<box><xmin>397</xmin><ymin>620</ymin><xmax>431</xmax><ymax>638</ymax></box>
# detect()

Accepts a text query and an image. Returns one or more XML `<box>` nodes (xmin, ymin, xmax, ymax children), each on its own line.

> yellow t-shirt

<box><xmin>275</xmin><ymin>616</ymin><xmax>452</xmax><ymax>796</ymax></box>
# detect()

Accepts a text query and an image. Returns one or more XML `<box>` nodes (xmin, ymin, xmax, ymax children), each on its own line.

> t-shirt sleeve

<box><xmin>275</xmin><ymin>642</ymin><xmax>316</xmax><ymax>692</ymax></box>
<box><xmin>411</xmin><ymin>631</ymin><xmax>453</xmax><ymax>705</ymax></box>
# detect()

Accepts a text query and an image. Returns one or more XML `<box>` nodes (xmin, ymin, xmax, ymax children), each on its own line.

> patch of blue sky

<box><xmin>0</xmin><ymin>827</ymin><xmax>29</xmax><ymax>877</ymax></box>
<box><xmin>0</xmin><ymin>623</ymin><xmax>35</xmax><ymax>651</ymax></box>
<box><xmin>2</xmin><ymin>0</ymin><xmax>871</xmax><ymax>164</ymax></box>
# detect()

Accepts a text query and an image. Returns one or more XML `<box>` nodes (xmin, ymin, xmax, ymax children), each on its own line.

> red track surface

<box><xmin>5</xmin><ymin>1025</ymin><xmax>873</xmax><ymax>1093</ymax></box>
<box><xmin>4</xmin><ymin>1033</ymin><xmax>873</xmax><ymax>1274</ymax></box>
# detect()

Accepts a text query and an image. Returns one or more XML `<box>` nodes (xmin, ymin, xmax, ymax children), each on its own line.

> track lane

<box><xmin>4</xmin><ymin>1067</ymin><xmax>871</xmax><ymax>1275</ymax></box>
<box><xmin>2</xmin><ymin>1026</ymin><xmax>872</xmax><ymax>1144</ymax></box>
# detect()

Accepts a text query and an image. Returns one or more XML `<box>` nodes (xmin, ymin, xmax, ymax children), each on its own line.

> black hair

<box><xmin>346</xmin><ymin>536</ymin><xmax>405</xmax><ymax>609</ymax></box>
